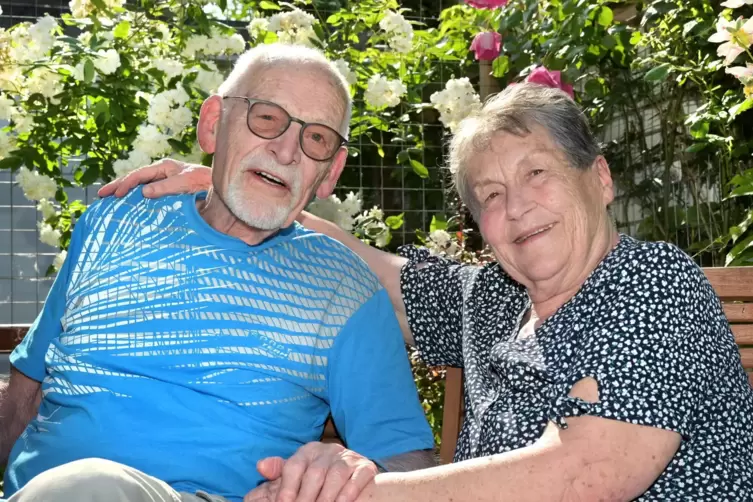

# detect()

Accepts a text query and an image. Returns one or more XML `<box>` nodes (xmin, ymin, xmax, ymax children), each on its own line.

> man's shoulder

<box><xmin>282</xmin><ymin>225</ymin><xmax>382</xmax><ymax>297</ymax></box>
<box><xmin>83</xmin><ymin>187</ymin><xmax>189</xmax><ymax>225</ymax></box>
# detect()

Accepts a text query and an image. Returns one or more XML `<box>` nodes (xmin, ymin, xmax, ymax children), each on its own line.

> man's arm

<box><xmin>0</xmin><ymin>367</ymin><xmax>42</xmax><ymax>464</ymax></box>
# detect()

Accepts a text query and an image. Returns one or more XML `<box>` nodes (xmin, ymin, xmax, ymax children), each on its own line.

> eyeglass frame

<box><xmin>221</xmin><ymin>96</ymin><xmax>348</xmax><ymax>162</ymax></box>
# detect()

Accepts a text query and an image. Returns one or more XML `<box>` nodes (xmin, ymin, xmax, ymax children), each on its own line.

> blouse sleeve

<box><xmin>399</xmin><ymin>245</ymin><xmax>478</xmax><ymax>368</ymax></box>
<box><xmin>546</xmin><ymin>242</ymin><xmax>735</xmax><ymax>439</ymax></box>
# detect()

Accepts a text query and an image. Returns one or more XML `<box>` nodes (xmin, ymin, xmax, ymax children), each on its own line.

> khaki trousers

<box><xmin>4</xmin><ymin>458</ymin><xmax>230</xmax><ymax>502</ymax></box>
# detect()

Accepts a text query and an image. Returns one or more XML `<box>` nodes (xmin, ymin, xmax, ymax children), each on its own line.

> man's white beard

<box><xmin>224</xmin><ymin>154</ymin><xmax>302</xmax><ymax>231</ymax></box>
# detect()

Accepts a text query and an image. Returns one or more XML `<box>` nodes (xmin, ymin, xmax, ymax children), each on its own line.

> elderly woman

<box><xmin>104</xmin><ymin>83</ymin><xmax>753</xmax><ymax>500</ymax></box>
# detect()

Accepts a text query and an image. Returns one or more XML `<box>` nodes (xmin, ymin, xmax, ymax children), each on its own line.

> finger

<box><xmin>333</xmin><ymin>464</ymin><xmax>378</xmax><ymax>502</ymax></box>
<box><xmin>296</xmin><ymin>456</ymin><xmax>336</xmax><ymax>502</ymax></box>
<box><xmin>314</xmin><ymin>459</ymin><xmax>355</xmax><ymax>502</ymax></box>
<box><xmin>142</xmin><ymin>165</ymin><xmax>213</xmax><ymax>198</ymax></box>
<box><xmin>120</xmin><ymin>160</ymin><xmax>185</xmax><ymax>198</ymax></box>
<box><xmin>257</xmin><ymin>456</ymin><xmax>285</xmax><ymax>481</ymax></box>
<box><xmin>274</xmin><ymin>455</ymin><xmax>310</xmax><ymax>502</ymax></box>
<box><xmin>244</xmin><ymin>482</ymin><xmax>271</xmax><ymax>502</ymax></box>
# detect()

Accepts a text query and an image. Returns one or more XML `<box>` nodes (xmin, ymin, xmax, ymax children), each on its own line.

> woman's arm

<box><xmin>359</xmin><ymin>378</ymin><xmax>680</xmax><ymax>502</ymax></box>
<box><xmin>297</xmin><ymin>211</ymin><xmax>412</xmax><ymax>345</ymax></box>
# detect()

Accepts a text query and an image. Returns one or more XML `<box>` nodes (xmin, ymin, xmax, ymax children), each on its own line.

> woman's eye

<box><xmin>484</xmin><ymin>192</ymin><xmax>499</xmax><ymax>203</ymax></box>
<box><xmin>530</xmin><ymin>169</ymin><xmax>544</xmax><ymax>177</ymax></box>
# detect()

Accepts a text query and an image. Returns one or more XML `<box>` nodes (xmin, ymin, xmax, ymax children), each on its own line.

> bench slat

<box><xmin>739</xmin><ymin>347</ymin><xmax>753</xmax><ymax>369</ymax></box>
<box><xmin>703</xmin><ymin>268</ymin><xmax>753</xmax><ymax>300</ymax></box>
<box><xmin>732</xmin><ymin>324</ymin><xmax>753</xmax><ymax>345</ymax></box>
<box><xmin>723</xmin><ymin>304</ymin><xmax>753</xmax><ymax>323</ymax></box>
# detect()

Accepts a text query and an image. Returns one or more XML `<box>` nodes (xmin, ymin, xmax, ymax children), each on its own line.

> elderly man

<box><xmin>0</xmin><ymin>44</ymin><xmax>435</xmax><ymax>502</ymax></box>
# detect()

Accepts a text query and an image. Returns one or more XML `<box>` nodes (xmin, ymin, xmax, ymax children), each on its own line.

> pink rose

<box><xmin>470</xmin><ymin>32</ymin><xmax>502</xmax><ymax>61</ymax></box>
<box><xmin>524</xmin><ymin>66</ymin><xmax>574</xmax><ymax>98</ymax></box>
<box><xmin>464</xmin><ymin>0</ymin><xmax>508</xmax><ymax>9</ymax></box>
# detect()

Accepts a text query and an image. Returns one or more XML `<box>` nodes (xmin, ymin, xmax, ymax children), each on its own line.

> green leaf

<box><xmin>597</xmin><ymin>7</ymin><xmax>613</xmax><ymax>27</ymax></box>
<box><xmin>683</xmin><ymin>20</ymin><xmax>699</xmax><ymax>37</ymax></box>
<box><xmin>76</xmin><ymin>164</ymin><xmax>101</xmax><ymax>185</ymax></box>
<box><xmin>259</xmin><ymin>0</ymin><xmax>281</xmax><ymax>10</ymax></box>
<box><xmin>430</xmin><ymin>214</ymin><xmax>447</xmax><ymax>232</ymax></box>
<box><xmin>730</xmin><ymin>98</ymin><xmax>753</xmax><ymax>118</ymax></box>
<box><xmin>385</xmin><ymin>213</ymin><xmax>404</xmax><ymax>230</ymax></box>
<box><xmin>685</xmin><ymin>142</ymin><xmax>708</xmax><ymax>153</ymax></box>
<box><xmin>168</xmin><ymin>138</ymin><xmax>191</xmax><ymax>154</ymax></box>
<box><xmin>84</xmin><ymin>59</ymin><xmax>95</xmax><ymax>83</ymax></box>
<box><xmin>0</xmin><ymin>156</ymin><xmax>24</xmax><ymax>171</ymax></box>
<box><xmin>690</xmin><ymin>121</ymin><xmax>709</xmax><ymax>139</ymax></box>
<box><xmin>584</xmin><ymin>78</ymin><xmax>603</xmax><ymax>97</ymax></box>
<box><xmin>644</xmin><ymin>63</ymin><xmax>671</xmax><ymax>82</ymax></box>
<box><xmin>113</xmin><ymin>20</ymin><xmax>131</xmax><ymax>39</ymax></box>
<box><xmin>491</xmin><ymin>55</ymin><xmax>509</xmax><ymax>78</ymax></box>
<box><xmin>90</xmin><ymin>0</ymin><xmax>107</xmax><ymax>11</ymax></box>
<box><xmin>629</xmin><ymin>31</ymin><xmax>642</xmax><ymax>45</ymax></box>
<box><xmin>410</xmin><ymin>159</ymin><xmax>428</xmax><ymax>178</ymax></box>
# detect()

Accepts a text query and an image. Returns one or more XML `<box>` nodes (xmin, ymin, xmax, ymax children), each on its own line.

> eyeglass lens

<box><xmin>247</xmin><ymin>101</ymin><xmax>341</xmax><ymax>161</ymax></box>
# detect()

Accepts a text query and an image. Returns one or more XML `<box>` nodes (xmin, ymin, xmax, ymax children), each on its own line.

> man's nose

<box><xmin>265</xmin><ymin>124</ymin><xmax>302</xmax><ymax>165</ymax></box>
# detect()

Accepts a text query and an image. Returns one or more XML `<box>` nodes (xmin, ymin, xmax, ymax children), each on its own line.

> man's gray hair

<box><xmin>218</xmin><ymin>44</ymin><xmax>352</xmax><ymax>138</ymax></box>
<box><xmin>450</xmin><ymin>82</ymin><xmax>601</xmax><ymax>212</ymax></box>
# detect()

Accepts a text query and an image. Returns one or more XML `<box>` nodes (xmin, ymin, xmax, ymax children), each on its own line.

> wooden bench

<box><xmin>437</xmin><ymin>266</ymin><xmax>753</xmax><ymax>464</ymax></box>
<box><xmin>3</xmin><ymin>266</ymin><xmax>753</xmax><ymax>465</ymax></box>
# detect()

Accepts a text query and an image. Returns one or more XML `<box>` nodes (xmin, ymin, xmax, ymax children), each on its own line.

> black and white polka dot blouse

<box><xmin>400</xmin><ymin>234</ymin><xmax>753</xmax><ymax>499</ymax></box>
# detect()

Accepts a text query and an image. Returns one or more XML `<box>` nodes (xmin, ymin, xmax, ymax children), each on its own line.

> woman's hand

<box><xmin>97</xmin><ymin>158</ymin><xmax>212</xmax><ymax>198</ymax></box>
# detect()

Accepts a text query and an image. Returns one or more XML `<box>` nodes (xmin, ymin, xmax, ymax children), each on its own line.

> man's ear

<box><xmin>315</xmin><ymin>147</ymin><xmax>348</xmax><ymax>199</ymax></box>
<box><xmin>197</xmin><ymin>95</ymin><xmax>223</xmax><ymax>155</ymax></box>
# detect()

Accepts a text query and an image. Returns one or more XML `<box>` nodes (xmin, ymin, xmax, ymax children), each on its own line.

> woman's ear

<box><xmin>197</xmin><ymin>95</ymin><xmax>223</xmax><ymax>154</ymax></box>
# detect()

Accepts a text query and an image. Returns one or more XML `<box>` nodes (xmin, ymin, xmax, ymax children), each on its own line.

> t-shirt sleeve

<box><xmin>547</xmin><ymin>243</ymin><xmax>730</xmax><ymax>438</ymax></box>
<box><xmin>10</xmin><ymin>211</ymin><xmax>88</xmax><ymax>382</ymax></box>
<box><xmin>399</xmin><ymin>245</ymin><xmax>472</xmax><ymax>368</ymax></box>
<box><xmin>327</xmin><ymin>288</ymin><xmax>435</xmax><ymax>461</ymax></box>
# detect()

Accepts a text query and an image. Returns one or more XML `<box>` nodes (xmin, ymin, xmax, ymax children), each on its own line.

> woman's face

<box><xmin>468</xmin><ymin>126</ymin><xmax>615</xmax><ymax>294</ymax></box>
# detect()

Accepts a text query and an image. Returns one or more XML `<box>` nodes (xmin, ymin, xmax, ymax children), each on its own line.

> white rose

<box><xmin>25</xmin><ymin>67</ymin><xmax>64</xmax><ymax>102</ymax></box>
<box><xmin>194</xmin><ymin>62</ymin><xmax>224</xmax><ymax>93</ymax></box>
<box><xmin>69</xmin><ymin>0</ymin><xmax>93</xmax><ymax>19</ymax></box>
<box><xmin>93</xmin><ymin>49</ymin><xmax>120</xmax><ymax>75</ymax></box>
<box><xmin>154</xmin><ymin>58</ymin><xmax>184</xmax><ymax>80</ymax></box>
<box><xmin>14</xmin><ymin>114</ymin><xmax>34</xmax><ymax>135</ymax></box>
<box><xmin>0</xmin><ymin>93</ymin><xmax>16</xmax><ymax>121</ymax></box>
<box><xmin>430</xmin><ymin>77</ymin><xmax>481</xmax><ymax>134</ymax></box>
<box><xmin>37</xmin><ymin>199</ymin><xmax>58</xmax><ymax>220</ymax></box>
<box><xmin>0</xmin><ymin>131</ymin><xmax>17</xmax><ymax>159</ymax></box>
<box><xmin>226</xmin><ymin>33</ymin><xmax>246</xmax><ymax>54</ymax></box>
<box><xmin>53</xmin><ymin>250</ymin><xmax>68</xmax><ymax>271</ymax></box>
<box><xmin>16</xmin><ymin>166</ymin><xmax>58</xmax><ymax>201</ymax></box>
<box><xmin>374</xmin><ymin>229</ymin><xmax>389</xmax><ymax>248</ymax></box>
<box><xmin>368</xmin><ymin>206</ymin><xmax>384</xmax><ymax>220</ymax></box>
<box><xmin>38</xmin><ymin>222</ymin><xmax>61</xmax><ymax>248</ymax></box>
<box><xmin>429</xmin><ymin>229</ymin><xmax>452</xmax><ymax>248</ymax></box>
<box><xmin>132</xmin><ymin>124</ymin><xmax>171</xmax><ymax>158</ymax></box>
<box><xmin>341</xmin><ymin>191</ymin><xmax>362</xmax><ymax>216</ymax></box>
<box><xmin>247</xmin><ymin>18</ymin><xmax>270</xmax><ymax>38</ymax></box>
<box><xmin>333</xmin><ymin>59</ymin><xmax>357</xmax><ymax>86</ymax></box>
<box><xmin>364</xmin><ymin>74</ymin><xmax>406</xmax><ymax>109</ymax></box>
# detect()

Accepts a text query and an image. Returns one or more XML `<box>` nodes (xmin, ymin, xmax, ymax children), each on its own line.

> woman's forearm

<box><xmin>298</xmin><ymin>211</ymin><xmax>413</xmax><ymax>344</ymax></box>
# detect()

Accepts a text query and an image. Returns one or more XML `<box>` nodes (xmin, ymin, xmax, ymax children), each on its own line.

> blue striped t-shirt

<box><xmin>5</xmin><ymin>188</ymin><xmax>433</xmax><ymax>500</ymax></box>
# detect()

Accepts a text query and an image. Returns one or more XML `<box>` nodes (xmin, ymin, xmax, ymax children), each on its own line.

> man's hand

<box><xmin>97</xmin><ymin>158</ymin><xmax>212</xmax><ymax>199</ymax></box>
<box><xmin>244</xmin><ymin>442</ymin><xmax>379</xmax><ymax>502</ymax></box>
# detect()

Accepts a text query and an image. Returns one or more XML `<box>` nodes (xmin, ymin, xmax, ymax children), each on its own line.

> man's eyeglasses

<box><xmin>222</xmin><ymin>96</ymin><xmax>347</xmax><ymax>162</ymax></box>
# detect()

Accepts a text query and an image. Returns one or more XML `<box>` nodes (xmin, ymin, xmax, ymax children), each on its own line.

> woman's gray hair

<box><xmin>450</xmin><ymin>82</ymin><xmax>601</xmax><ymax>213</ymax></box>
